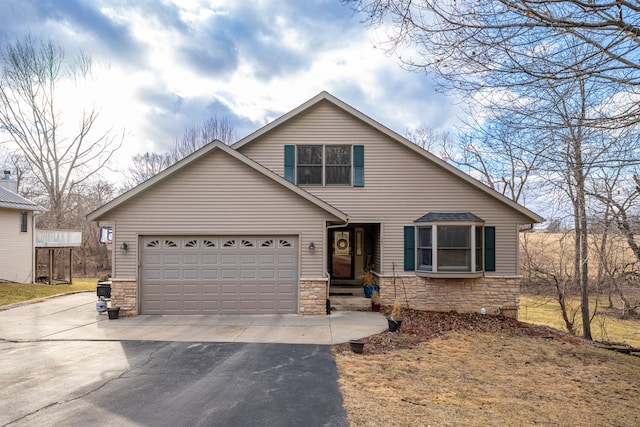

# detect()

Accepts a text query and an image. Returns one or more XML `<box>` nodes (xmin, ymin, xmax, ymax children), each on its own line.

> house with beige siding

<box><xmin>0</xmin><ymin>172</ymin><xmax>45</xmax><ymax>284</ymax></box>
<box><xmin>88</xmin><ymin>92</ymin><xmax>542</xmax><ymax>317</ymax></box>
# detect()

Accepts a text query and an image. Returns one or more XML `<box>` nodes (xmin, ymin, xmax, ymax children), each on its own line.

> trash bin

<box><xmin>97</xmin><ymin>283</ymin><xmax>111</xmax><ymax>299</ymax></box>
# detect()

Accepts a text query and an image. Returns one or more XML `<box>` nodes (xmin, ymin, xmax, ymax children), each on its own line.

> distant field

<box><xmin>521</xmin><ymin>231</ymin><xmax>638</xmax><ymax>276</ymax></box>
<box><xmin>0</xmin><ymin>278</ymin><xmax>97</xmax><ymax>307</ymax></box>
<box><xmin>520</xmin><ymin>294</ymin><xmax>640</xmax><ymax>348</ymax></box>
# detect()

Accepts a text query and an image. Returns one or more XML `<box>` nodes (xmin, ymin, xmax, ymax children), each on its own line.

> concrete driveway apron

<box><xmin>0</xmin><ymin>292</ymin><xmax>387</xmax><ymax>344</ymax></box>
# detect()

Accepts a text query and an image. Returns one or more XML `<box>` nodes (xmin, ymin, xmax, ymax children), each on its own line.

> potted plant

<box><xmin>349</xmin><ymin>339</ymin><xmax>366</xmax><ymax>354</ymax></box>
<box><xmin>107</xmin><ymin>307</ymin><xmax>120</xmax><ymax>319</ymax></box>
<box><xmin>371</xmin><ymin>290</ymin><xmax>381</xmax><ymax>312</ymax></box>
<box><xmin>387</xmin><ymin>299</ymin><xmax>403</xmax><ymax>332</ymax></box>
<box><xmin>362</xmin><ymin>270</ymin><xmax>375</xmax><ymax>298</ymax></box>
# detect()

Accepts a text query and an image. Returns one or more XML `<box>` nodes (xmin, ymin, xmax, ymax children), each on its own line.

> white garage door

<box><xmin>140</xmin><ymin>236</ymin><xmax>298</xmax><ymax>314</ymax></box>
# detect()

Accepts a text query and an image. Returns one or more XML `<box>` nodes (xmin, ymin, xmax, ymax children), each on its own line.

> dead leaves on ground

<box><xmin>334</xmin><ymin>310</ymin><xmax>639</xmax><ymax>426</ymax></box>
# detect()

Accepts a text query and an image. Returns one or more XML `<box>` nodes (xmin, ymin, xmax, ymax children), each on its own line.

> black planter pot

<box><xmin>349</xmin><ymin>339</ymin><xmax>366</xmax><ymax>354</ymax></box>
<box><xmin>107</xmin><ymin>307</ymin><xmax>120</xmax><ymax>319</ymax></box>
<box><xmin>387</xmin><ymin>318</ymin><xmax>403</xmax><ymax>332</ymax></box>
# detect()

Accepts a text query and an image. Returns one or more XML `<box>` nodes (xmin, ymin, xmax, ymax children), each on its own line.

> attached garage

<box><xmin>140</xmin><ymin>235</ymin><xmax>298</xmax><ymax>314</ymax></box>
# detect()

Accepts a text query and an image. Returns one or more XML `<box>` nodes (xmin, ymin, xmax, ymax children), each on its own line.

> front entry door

<box><xmin>331</xmin><ymin>229</ymin><xmax>353</xmax><ymax>279</ymax></box>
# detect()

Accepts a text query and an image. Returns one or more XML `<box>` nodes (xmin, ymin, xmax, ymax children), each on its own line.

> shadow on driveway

<box><xmin>0</xmin><ymin>340</ymin><xmax>349</xmax><ymax>426</ymax></box>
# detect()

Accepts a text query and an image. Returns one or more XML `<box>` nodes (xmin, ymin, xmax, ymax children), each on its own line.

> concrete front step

<box><xmin>329</xmin><ymin>295</ymin><xmax>372</xmax><ymax>311</ymax></box>
<box><xmin>329</xmin><ymin>285</ymin><xmax>374</xmax><ymax>311</ymax></box>
<box><xmin>329</xmin><ymin>286</ymin><xmax>365</xmax><ymax>297</ymax></box>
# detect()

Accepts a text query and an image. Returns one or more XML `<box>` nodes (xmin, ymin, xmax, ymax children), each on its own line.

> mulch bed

<box><xmin>334</xmin><ymin>308</ymin><xmax>585</xmax><ymax>355</ymax></box>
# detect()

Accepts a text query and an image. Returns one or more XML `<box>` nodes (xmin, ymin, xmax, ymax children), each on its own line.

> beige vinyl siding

<box><xmin>0</xmin><ymin>208</ymin><xmax>33</xmax><ymax>283</ymax></box>
<box><xmin>106</xmin><ymin>149</ymin><xmax>338</xmax><ymax>279</ymax></box>
<box><xmin>239</xmin><ymin>100</ymin><xmax>534</xmax><ymax>276</ymax></box>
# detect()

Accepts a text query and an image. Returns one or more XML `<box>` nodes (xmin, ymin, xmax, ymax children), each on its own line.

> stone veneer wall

<box><xmin>110</xmin><ymin>279</ymin><xmax>137</xmax><ymax>317</ymax></box>
<box><xmin>299</xmin><ymin>278</ymin><xmax>328</xmax><ymax>315</ymax></box>
<box><xmin>111</xmin><ymin>278</ymin><xmax>328</xmax><ymax>316</ymax></box>
<box><xmin>376</xmin><ymin>274</ymin><xmax>521</xmax><ymax>319</ymax></box>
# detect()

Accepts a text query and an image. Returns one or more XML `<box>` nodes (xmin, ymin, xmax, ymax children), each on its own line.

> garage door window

<box><xmin>241</xmin><ymin>239</ymin><xmax>255</xmax><ymax>247</ymax></box>
<box><xmin>279</xmin><ymin>239</ymin><xmax>293</xmax><ymax>248</ymax></box>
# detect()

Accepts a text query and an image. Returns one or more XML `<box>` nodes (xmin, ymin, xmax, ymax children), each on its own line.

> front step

<box><xmin>329</xmin><ymin>286</ymin><xmax>371</xmax><ymax>311</ymax></box>
<box><xmin>329</xmin><ymin>286</ymin><xmax>364</xmax><ymax>296</ymax></box>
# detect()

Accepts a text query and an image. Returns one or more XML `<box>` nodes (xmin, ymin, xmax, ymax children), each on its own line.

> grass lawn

<box><xmin>336</xmin><ymin>331</ymin><xmax>640</xmax><ymax>427</ymax></box>
<box><xmin>0</xmin><ymin>278</ymin><xmax>98</xmax><ymax>307</ymax></box>
<box><xmin>336</xmin><ymin>297</ymin><xmax>640</xmax><ymax>426</ymax></box>
<box><xmin>519</xmin><ymin>294</ymin><xmax>640</xmax><ymax>348</ymax></box>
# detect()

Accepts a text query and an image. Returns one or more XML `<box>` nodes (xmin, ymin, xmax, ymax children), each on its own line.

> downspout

<box><xmin>32</xmin><ymin>210</ymin><xmax>41</xmax><ymax>284</ymax></box>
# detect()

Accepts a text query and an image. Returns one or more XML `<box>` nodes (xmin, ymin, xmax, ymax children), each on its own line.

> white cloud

<box><xmin>1</xmin><ymin>0</ymin><xmax>464</xmax><ymax>178</ymax></box>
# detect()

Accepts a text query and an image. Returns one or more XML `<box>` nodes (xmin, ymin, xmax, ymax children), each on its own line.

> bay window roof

<box><xmin>415</xmin><ymin>212</ymin><xmax>484</xmax><ymax>223</ymax></box>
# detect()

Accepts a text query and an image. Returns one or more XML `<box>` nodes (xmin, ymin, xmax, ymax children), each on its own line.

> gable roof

<box><xmin>0</xmin><ymin>187</ymin><xmax>45</xmax><ymax>212</ymax></box>
<box><xmin>87</xmin><ymin>140</ymin><xmax>348</xmax><ymax>222</ymax></box>
<box><xmin>233</xmin><ymin>91</ymin><xmax>543</xmax><ymax>224</ymax></box>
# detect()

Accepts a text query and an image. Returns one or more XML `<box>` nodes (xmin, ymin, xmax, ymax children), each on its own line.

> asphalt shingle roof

<box><xmin>415</xmin><ymin>212</ymin><xmax>485</xmax><ymax>223</ymax></box>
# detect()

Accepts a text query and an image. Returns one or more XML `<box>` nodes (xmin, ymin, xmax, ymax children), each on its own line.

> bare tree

<box><xmin>64</xmin><ymin>180</ymin><xmax>115</xmax><ymax>276</ymax></box>
<box><xmin>588</xmin><ymin>171</ymin><xmax>640</xmax><ymax>316</ymax></box>
<box><xmin>521</xmin><ymin>231</ymin><xmax>580</xmax><ymax>335</ymax></box>
<box><xmin>123</xmin><ymin>116</ymin><xmax>236</xmax><ymax>190</ymax></box>
<box><xmin>123</xmin><ymin>152</ymin><xmax>171</xmax><ymax>190</ymax></box>
<box><xmin>0</xmin><ymin>35</ymin><xmax>122</xmax><ymax>227</ymax></box>
<box><xmin>406</xmin><ymin>122</ymin><xmax>544</xmax><ymax>203</ymax></box>
<box><xmin>167</xmin><ymin>116</ymin><xmax>236</xmax><ymax>163</ymax></box>
<box><xmin>347</xmin><ymin>1</ymin><xmax>640</xmax><ymax>125</ymax></box>
<box><xmin>350</xmin><ymin>0</ymin><xmax>640</xmax><ymax>340</ymax></box>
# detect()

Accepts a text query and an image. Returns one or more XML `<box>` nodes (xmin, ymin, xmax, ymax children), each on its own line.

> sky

<box><xmin>0</xmin><ymin>0</ymin><xmax>461</xmax><ymax>174</ymax></box>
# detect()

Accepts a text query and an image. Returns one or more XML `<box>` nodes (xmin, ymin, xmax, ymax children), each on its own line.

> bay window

<box><xmin>406</xmin><ymin>212</ymin><xmax>494</xmax><ymax>276</ymax></box>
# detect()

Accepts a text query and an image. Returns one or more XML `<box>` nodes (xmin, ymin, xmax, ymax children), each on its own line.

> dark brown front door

<box><xmin>331</xmin><ymin>229</ymin><xmax>353</xmax><ymax>279</ymax></box>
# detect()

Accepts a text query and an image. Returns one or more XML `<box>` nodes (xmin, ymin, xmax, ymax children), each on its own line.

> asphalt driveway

<box><xmin>0</xmin><ymin>294</ymin><xmax>375</xmax><ymax>426</ymax></box>
<box><xmin>0</xmin><ymin>340</ymin><xmax>349</xmax><ymax>426</ymax></box>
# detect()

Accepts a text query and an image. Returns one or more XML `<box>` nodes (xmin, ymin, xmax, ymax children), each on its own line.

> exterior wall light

<box><xmin>120</xmin><ymin>242</ymin><xmax>128</xmax><ymax>254</ymax></box>
<box><xmin>308</xmin><ymin>242</ymin><xmax>315</xmax><ymax>252</ymax></box>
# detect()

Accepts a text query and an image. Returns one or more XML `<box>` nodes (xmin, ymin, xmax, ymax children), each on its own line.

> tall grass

<box><xmin>520</xmin><ymin>295</ymin><xmax>640</xmax><ymax>348</ymax></box>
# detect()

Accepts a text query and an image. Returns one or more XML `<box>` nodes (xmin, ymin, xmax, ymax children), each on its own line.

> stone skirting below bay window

<box><xmin>376</xmin><ymin>274</ymin><xmax>521</xmax><ymax>319</ymax></box>
<box><xmin>299</xmin><ymin>278</ymin><xmax>328</xmax><ymax>315</ymax></box>
<box><xmin>109</xmin><ymin>278</ymin><xmax>137</xmax><ymax>317</ymax></box>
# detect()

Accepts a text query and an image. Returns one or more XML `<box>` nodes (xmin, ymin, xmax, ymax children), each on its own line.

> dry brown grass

<box><xmin>522</xmin><ymin>231</ymin><xmax>638</xmax><ymax>277</ymax></box>
<box><xmin>335</xmin><ymin>328</ymin><xmax>640</xmax><ymax>426</ymax></box>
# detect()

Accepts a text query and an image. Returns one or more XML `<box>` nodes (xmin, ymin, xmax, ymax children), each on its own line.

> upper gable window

<box><xmin>325</xmin><ymin>145</ymin><xmax>351</xmax><ymax>185</ymax></box>
<box><xmin>297</xmin><ymin>145</ymin><xmax>323</xmax><ymax>185</ymax></box>
<box><xmin>293</xmin><ymin>145</ymin><xmax>356</xmax><ymax>186</ymax></box>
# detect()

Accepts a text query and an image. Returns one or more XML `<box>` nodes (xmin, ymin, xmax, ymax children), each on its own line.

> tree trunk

<box><xmin>574</xmin><ymin>162</ymin><xmax>592</xmax><ymax>340</ymax></box>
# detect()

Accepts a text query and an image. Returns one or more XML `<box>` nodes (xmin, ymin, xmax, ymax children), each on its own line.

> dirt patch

<box><xmin>333</xmin><ymin>310</ymin><xmax>640</xmax><ymax>426</ymax></box>
<box><xmin>334</xmin><ymin>308</ymin><xmax>582</xmax><ymax>355</ymax></box>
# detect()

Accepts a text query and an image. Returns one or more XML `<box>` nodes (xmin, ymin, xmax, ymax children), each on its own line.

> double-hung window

<box><xmin>297</xmin><ymin>145</ymin><xmax>323</xmax><ymax>185</ymax></box>
<box><xmin>325</xmin><ymin>145</ymin><xmax>351</xmax><ymax>185</ymax></box>
<box><xmin>285</xmin><ymin>144</ymin><xmax>364</xmax><ymax>187</ymax></box>
<box><xmin>406</xmin><ymin>212</ymin><xmax>494</xmax><ymax>276</ymax></box>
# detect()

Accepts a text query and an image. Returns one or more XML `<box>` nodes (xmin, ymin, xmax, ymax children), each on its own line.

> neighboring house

<box><xmin>0</xmin><ymin>171</ymin><xmax>45</xmax><ymax>283</ymax></box>
<box><xmin>88</xmin><ymin>92</ymin><xmax>542</xmax><ymax>317</ymax></box>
